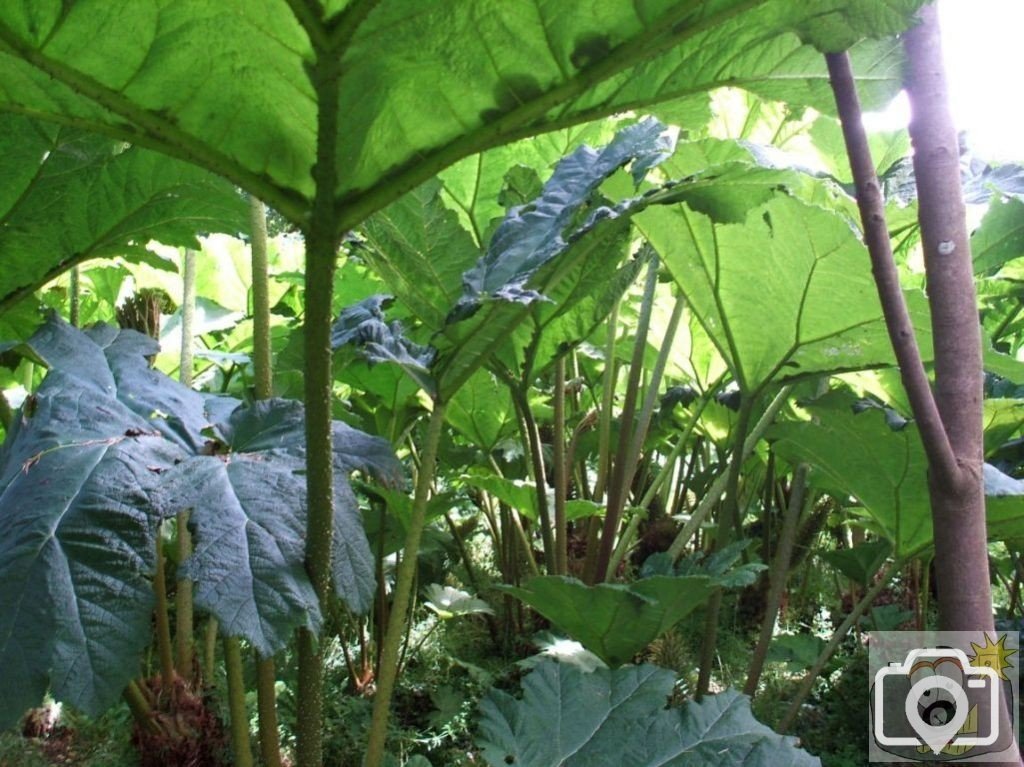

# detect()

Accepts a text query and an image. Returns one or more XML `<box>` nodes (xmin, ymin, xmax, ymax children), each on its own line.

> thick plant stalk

<box><xmin>174</xmin><ymin>511</ymin><xmax>194</xmax><ymax>679</ymax></box>
<box><xmin>224</xmin><ymin>637</ymin><xmax>254</xmax><ymax>767</ymax></box>
<box><xmin>902</xmin><ymin>5</ymin><xmax>993</xmax><ymax>632</ymax></box>
<box><xmin>250</xmin><ymin>196</ymin><xmax>272</xmax><ymax>401</ymax></box>
<box><xmin>606</xmin><ymin>393</ymin><xmax>711</xmax><ymax>575</ymax></box>
<box><xmin>248</xmin><ymin>196</ymin><xmax>284</xmax><ymax>767</ymax></box>
<box><xmin>695</xmin><ymin>395</ymin><xmax>755</xmax><ymax>699</ymax></box>
<box><xmin>666</xmin><ymin>385</ymin><xmax>793</xmax><ymax>559</ymax></box>
<box><xmin>179</xmin><ymin>250</ymin><xmax>196</xmax><ymax>388</ymax></box>
<box><xmin>829</xmin><ymin>23</ymin><xmax>1019</xmax><ymax>761</ymax></box>
<box><xmin>296</xmin><ymin>24</ymin><xmax>343</xmax><ymax>767</ymax></box>
<box><xmin>203</xmin><ymin>619</ymin><xmax>218</xmax><ymax>683</ymax></box>
<box><xmin>593</xmin><ymin>298</ymin><xmax>621</xmax><ymax>502</ymax></box>
<box><xmin>365</xmin><ymin>403</ymin><xmax>447</xmax><ymax>767</ymax></box>
<box><xmin>512</xmin><ymin>386</ymin><xmax>555</xmax><ymax>569</ymax></box>
<box><xmin>152</xmin><ymin>535</ymin><xmax>176</xmax><ymax>690</ymax></box>
<box><xmin>69</xmin><ymin>265</ymin><xmax>80</xmax><ymax>327</ymax></box>
<box><xmin>175</xmin><ymin>248</ymin><xmax>196</xmax><ymax>680</ymax></box>
<box><xmin>123</xmin><ymin>681</ymin><xmax>158</xmax><ymax>735</ymax></box>
<box><xmin>824</xmin><ymin>52</ymin><xmax>957</xmax><ymax>483</ymax></box>
<box><xmin>743</xmin><ymin>463</ymin><xmax>809</xmax><ymax>696</ymax></box>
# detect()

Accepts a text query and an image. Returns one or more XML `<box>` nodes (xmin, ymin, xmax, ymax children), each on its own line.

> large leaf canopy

<box><xmin>0</xmin><ymin>1</ymin><xmax>923</xmax><ymax>229</ymax></box>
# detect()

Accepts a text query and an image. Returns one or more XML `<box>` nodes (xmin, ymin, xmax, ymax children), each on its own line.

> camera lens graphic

<box><xmin>912</xmin><ymin>660</ymin><xmax>962</xmax><ymax>727</ymax></box>
<box><xmin>921</xmin><ymin>697</ymin><xmax>956</xmax><ymax>726</ymax></box>
<box><xmin>904</xmin><ymin>675</ymin><xmax>971</xmax><ymax>753</ymax></box>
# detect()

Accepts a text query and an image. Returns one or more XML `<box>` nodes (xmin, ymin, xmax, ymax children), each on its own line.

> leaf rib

<box><xmin>0</xmin><ymin>20</ymin><xmax>309</xmax><ymax>224</ymax></box>
<box><xmin>332</xmin><ymin>0</ymin><xmax>762</xmax><ymax>232</ymax></box>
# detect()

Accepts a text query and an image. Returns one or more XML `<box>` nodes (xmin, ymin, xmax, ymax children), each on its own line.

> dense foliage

<box><xmin>1</xmin><ymin>2</ymin><xmax>1022</xmax><ymax>767</ymax></box>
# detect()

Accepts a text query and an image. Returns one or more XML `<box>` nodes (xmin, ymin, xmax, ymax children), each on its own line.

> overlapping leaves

<box><xmin>0</xmin><ymin>316</ymin><xmax>399</xmax><ymax>724</ymax></box>
<box><xmin>770</xmin><ymin>389</ymin><xmax>1024</xmax><ymax>556</ymax></box>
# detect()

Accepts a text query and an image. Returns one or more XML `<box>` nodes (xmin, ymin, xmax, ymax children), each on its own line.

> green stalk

<box><xmin>152</xmin><ymin>533</ymin><xmax>176</xmax><ymax>690</ymax></box>
<box><xmin>203</xmin><ymin>618</ymin><xmax>218</xmax><ymax>683</ymax></box>
<box><xmin>250</xmin><ymin>196</ymin><xmax>272</xmax><ymax>401</ymax></box>
<box><xmin>248</xmin><ymin>196</ymin><xmax>283</xmax><ymax>767</ymax></box>
<box><xmin>174</xmin><ymin>511</ymin><xmax>194</xmax><ymax>679</ymax></box>
<box><xmin>592</xmin><ymin>298</ymin><xmax>620</xmax><ymax>502</ymax></box>
<box><xmin>509</xmin><ymin>384</ymin><xmax>554</xmax><ymax>571</ymax></box>
<box><xmin>778</xmin><ymin>560</ymin><xmax>904</xmax><ymax>732</ymax></box>
<box><xmin>296</xmin><ymin>24</ymin><xmax>343</xmax><ymax>767</ymax></box>
<box><xmin>180</xmin><ymin>249</ymin><xmax>196</xmax><ymax>387</ymax></box>
<box><xmin>695</xmin><ymin>395</ymin><xmax>756</xmax><ymax>699</ymax></box>
<box><xmin>69</xmin><ymin>265</ymin><xmax>80</xmax><ymax>327</ymax></box>
<box><xmin>255</xmin><ymin>658</ymin><xmax>282</xmax><ymax>767</ymax></box>
<box><xmin>224</xmin><ymin>637</ymin><xmax>254</xmax><ymax>767</ymax></box>
<box><xmin>175</xmin><ymin>248</ymin><xmax>196</xmax><ymax>680</ymax></box>
<box><xmin>601</xmin><ymin>293</ymin><xmax>684</xmax><ymax>581</ymax></box>
<box><xmin>365</xmin><ymin>402</ymin><xmax>447</xmax><ymax>767</ymax></box>
<box><xmin>666</xmin><ymin>386</ymin><xmax>792</xmax><ymax>560</ymax></box>
<box><xmin>743</xmin><ymin>463</ymin><xmax>809</xmax><ymax>696</ymax></box>
<box><xmin>552</xmin><ymin>355</ymin><xmax>568</xmax><ymax>575</ymax></box>
<box><xmin>606</xmin><ymin>392</ymin><xmax>710</xmax><ymax>575</ymax></box>
<box><xmin>593</xmin><ymin>258</ymin><xmax>659</xmax><ymax>581</ymax></box>
<box><xmin>123</xmin><ymin>681</ymin><xmax>158</xmax><ymax>735</ymax></box>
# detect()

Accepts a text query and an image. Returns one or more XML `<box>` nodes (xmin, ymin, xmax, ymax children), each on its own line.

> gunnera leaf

<box><xmin>500</xmin><ymin>575</ymin><xmax>715</xmax><ymax>667</ymax></box>
<box><xmin>156</xmin><ymin>398</ymin><xmax>403</xmax><ymax>656</ymax></box>
<box><xmin>0</xmin><ymin>317</ymin><xmax>196</xmax><ymax>725</ymax></box>
<box><xmin>450</xmin><ymin>118</ymin><xmax>678</xmax><ymax>320</ymax></box>
<box><xmin>332</xmin><ymin>294</ymin><xmax>437</xmax><ymax>395</ymax></box>
<box><xmin>476</xmin><ymin>659</ymin><xmax>820</xmax><ymax>766</ymax></box>
<box><xmin>0</xmin><ymin>317</ymin><xmax>403</xmax><ymax>725</ymax></box>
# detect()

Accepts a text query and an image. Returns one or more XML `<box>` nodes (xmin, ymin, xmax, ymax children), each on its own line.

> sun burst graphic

<box><xmin>968</xmin><ymin>633</ymin><xmax>1016</xmax><ymax>681</ymax></box>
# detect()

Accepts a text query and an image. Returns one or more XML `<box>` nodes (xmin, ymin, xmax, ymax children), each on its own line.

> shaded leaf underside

<box><xmin>0</xmin><ymin>1</ymin><xmax>921</xmax><ymax>229</ymax></box>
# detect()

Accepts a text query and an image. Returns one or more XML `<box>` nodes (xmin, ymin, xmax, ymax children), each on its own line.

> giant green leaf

<box><xmin>452</xmin><ymin>119</ymin><xmax>675</xmax><ymax>318</ymax></box>
<box><xmin>501</xmin><ymin>575</ymin><xmax>715</xmax><ymax>667</ymax></box>
<box><xmin>438</xmin><ymin>121</ymin><xmax>627</xmax><ymax>244</ymax></box>
<box><xmin>445</xmin><ymin>369</ymin><xmax>515</xmax><ymax>451</ymax></box>
<box><xmin>433</xmin><ymin>121</ymin><xmax>672</xmax><ymax>396</ymax></box>
<box><xmin>772</xmin><ymin>389</ymin><xmax>1024</xmax><ymax>553</ymax></box>
<box><xmin>477</xmin><ymin>659</ymin><xmax>820</xmax><ymax>767</ymax></box>
<box><xmin>361</xmin><ymin>181</ymin><xmax>481</xmax><ymax>332</ymax></box>
<box><xmin>637</xmin><ymin>193</ymin><xmax>894</xmax><ymax>392</ymax></box>
<box><xmin>0</xmin><ymin>320</ymin><xmax>198</xmax><ymax>724</ymax></box>
<box><xmin>972</xmin><ymin>196</ymin><xmax>1024</xmax><ymax>275</ymax></box>
<box><xmin>156</xmin><ymin>399</ymin><xmax>400</xmax><ymax>655</ymax></box>
<box><xmin>769</xmin><ymin>390</ymin><xmax>933</xmax><ymax>557</ymax></box>
<box><xmin>0</xmin><ymin>317</ymin><xmax>401</xmax><ymax>720</ymax></box>
<box><xmin>0</xmin><ymin>115</ymin><xmax>249</xmax><ymax>312</ymax></box>
<box><xmin>0</xmin><ymin>1</ymin><xmax>923</xmax><ymax>229</ymax></box>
